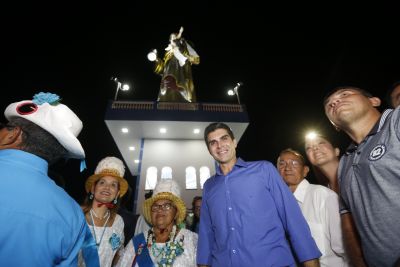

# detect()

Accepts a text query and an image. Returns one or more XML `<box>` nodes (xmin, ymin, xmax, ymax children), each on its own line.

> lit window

<box><xmin>145</xmin><ymin>167</ymin><xmax>157</xmax><ymax>190</ymax></box>
<box><xmin>185</xmin><ymin>166</ymin><xmax>197</xmax><ymax>189</ymax></box>
<box><xmin>200</xmin><ymin>166</ymin><xmax>211</xmax><ymax>189</ymax></box>
<box><xmin>161</xmin><ymin>166</ymin><xmax>172</xmax><ymax>179</ymax></box>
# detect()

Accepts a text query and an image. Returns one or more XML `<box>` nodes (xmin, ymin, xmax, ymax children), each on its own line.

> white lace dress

<box><xmin>117</xmin><ymin>228</ymin><xmax>197</xmax><ymax>267</ymax></box>
<box><xmin>79</xmin><ymin>214</ymin><xmax>125</xmax><ymax>267</ymax></box>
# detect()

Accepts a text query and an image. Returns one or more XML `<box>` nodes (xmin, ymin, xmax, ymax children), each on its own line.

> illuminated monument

<box><xmin>105</xmin><ymin>28</ymin><xmax>249</xmax><ymax>213</ymax></box>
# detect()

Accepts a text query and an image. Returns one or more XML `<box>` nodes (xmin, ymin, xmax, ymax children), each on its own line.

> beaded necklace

<box><xmin>90</xmin><ymin>209</ymin><xmax>110</xmax><ymax>247</ymax></box>
<box><xmin>91</xmin><ymin>208</ymin><xmax>110</xmax><ymax>219</ymax></box>
<box><xmin>146</xmin><ymin>225</ymin><xmax>184</xmax><ymax>267</ymax></box>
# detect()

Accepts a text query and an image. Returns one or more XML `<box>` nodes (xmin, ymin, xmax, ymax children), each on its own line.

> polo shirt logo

<box><xmin>369</xmin><ymin>144</ymin><xmax>386</xmax><ymax>161</ymax></box>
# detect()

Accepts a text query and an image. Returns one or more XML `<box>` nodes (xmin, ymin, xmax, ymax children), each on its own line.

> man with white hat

<box><xmin>0</xmin><ymin>92</ymin><xmax>99</xmax><ymax>266</ymax></box>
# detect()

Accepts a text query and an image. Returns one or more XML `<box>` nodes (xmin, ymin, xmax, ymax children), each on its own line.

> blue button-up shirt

<box><xmin>197</xmin><ymin>158</ymin><xmax>321</xmax><ymax>267</ymax></box>
<box><xmin>0</xmin><ymin>149</ymin><xmax>91</xmax><ymax>266</ymax></box>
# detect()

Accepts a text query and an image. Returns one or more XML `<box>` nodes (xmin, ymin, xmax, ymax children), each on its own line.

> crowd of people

<box><xmin>1</xmin><ymin>82</ymin><xmax>399</xmax><ymax>267</ymax></box>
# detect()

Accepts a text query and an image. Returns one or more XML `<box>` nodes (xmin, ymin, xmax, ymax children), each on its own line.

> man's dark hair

<box><xmin>144</xmin><ymin>190</ymin><xmax>153</xmax><ymax>200</ymax></box>
<box><xmin>204</xmin><ymin>122</ymin><xmax>235</xmax><ymax>146</ymax></box>
<box><xmin>9</xmin><ymin>117</ymin><xmax>67</xmax><ymax>164</ymax></box>
<box><xmin>192</xmin><ymin>196</ymin><xmax>202</xmax><ymax>211</ymax></box>
<box><xmin>120</xmin><ymin>186</ymin><xmax>133</xmax><ymax>210</ymax></box>
<box><xmin>278</xmin><ymin>148</ymin><xmax>307</xmax><ymax>166</ymax></box>
<box><xmin>323</xmin><ymin>86</ymin><xmax>373</xmax><ymax>106</ymax></box>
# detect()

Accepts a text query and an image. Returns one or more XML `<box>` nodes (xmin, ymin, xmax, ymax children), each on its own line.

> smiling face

<box><xmin>206</xmin><ymin>128</ymin><xmax>237</xmax><ymax>166</ymax></box>
<box><xmin>305</xmin><ymin>136</ymin><xmax>339</xmax><ymax>167</ymax></box>
<box><xmin>92</xmin><ymin>176</ymin><xmax>120</xmax><ymax>203</ymax></box>
<box><xmin>277</xmin><ymin>151</ymin><xmax>309</xmax><ymax>192</ymax></box>
<box><xmin>150</xmin><ymin>199</ymin><xmax>177</xmax><ymax>230</ymax></box>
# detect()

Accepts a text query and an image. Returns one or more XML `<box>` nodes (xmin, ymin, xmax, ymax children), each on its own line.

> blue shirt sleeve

<box><xmin>56</xmin><ymin>209</ymin><xmax>88</xmax><ymax>266</ymax></box>
<box><xmin>197</xmin><ymin>179</ymin><xmax>213</xmax><ymax>265</ymax></box>
<box><xmin>264</xmin><ymin>162</ymin><xmax>321</xmax><ymax>262</ymax></box>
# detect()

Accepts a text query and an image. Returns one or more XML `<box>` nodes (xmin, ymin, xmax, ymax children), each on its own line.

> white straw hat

<box><xmin>85</xmin><ymin>156</ymin><xmax>129</xmax><ymax>197</ymax></box>
<box><xmin>143</xmin><ymin>179</ymin><xmax>186</xmax><ymax>225</ymax></box>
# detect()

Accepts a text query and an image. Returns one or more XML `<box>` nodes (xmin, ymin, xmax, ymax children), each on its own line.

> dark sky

<box><xmin>2</xmin><ymin>3</ymin><xmax>399</xmax><ymax>203</ymax></box>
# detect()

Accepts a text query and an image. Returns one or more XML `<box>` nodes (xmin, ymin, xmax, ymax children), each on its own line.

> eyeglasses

<box><xmin>16</xmin><ymin>102</ymin><xmax>38</xmax><ymax>115</ymax></box>
<box><xmin>277</xmin><ymin>159</ymin><xmax>302</xmax><ymax>169</ymax></box>
<box><xmin>151</xmin><ymin>202</ymin><xmax>174</xmax><ymax>212</ymax></box>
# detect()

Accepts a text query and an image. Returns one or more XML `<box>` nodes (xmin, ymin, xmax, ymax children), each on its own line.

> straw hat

<box><xmin>85</xmin><ymin>157</ymin><xmax>128</xmax><ymax>197</ymax></box>
<box><xmin>4</xmin><ymin>92</ymin><xmax>85</xmax><ymax>159</ymax></box>
<box><xmin>143</xmin><ymin>179</ymin><xmax>186</xmax><ymax>225</ymax></box>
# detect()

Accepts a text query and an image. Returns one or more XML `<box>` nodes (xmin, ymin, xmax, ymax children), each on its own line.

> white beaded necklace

<box><xmin>91</xmin><ymin>208</ymin><xmax>110</xmax><ymax>219</ymax></box>
<box><xmin>89</xmin><ymin>209</ymin><xmax>111</xmax><ymax>247</ymax></box>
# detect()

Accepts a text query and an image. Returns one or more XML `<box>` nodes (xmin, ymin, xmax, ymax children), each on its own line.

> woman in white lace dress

<box><xmin>79</xmin><ymin>157</ymin><xmax>129</xmax><ymax>267</ymax></box>
<box><xmin>118</xmin><ymin>179</ymin><xmax>197</xmax><ymax>267</ymax></box>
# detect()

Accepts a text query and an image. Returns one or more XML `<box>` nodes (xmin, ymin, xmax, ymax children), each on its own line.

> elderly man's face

<box><xmin>277</xmin><ymin>152</ymin><xmax>309</xmax><ymax>190</ymax></box>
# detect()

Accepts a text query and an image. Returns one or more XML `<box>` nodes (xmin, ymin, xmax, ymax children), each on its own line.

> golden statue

<box><xmin>148</xmin><ymin>27</ymin><xmax>200</xmax><ymax>102</ymax></box>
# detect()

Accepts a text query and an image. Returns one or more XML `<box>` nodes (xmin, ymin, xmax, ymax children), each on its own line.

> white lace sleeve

<box><xmin>115</xmin><ymin>240</ymin><xmax>136</xmax><ymax>267</ymax></box>
<box><xmin>173</xmin><ymin>229</ymin><xmax>198</xmax><ymax>267</ymax></box>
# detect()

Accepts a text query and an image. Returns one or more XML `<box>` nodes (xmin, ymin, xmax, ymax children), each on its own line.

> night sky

<box><xmin>2</xmin><ymin>3</ymin><xmax>399</xmax><ymax>205</ymax></box>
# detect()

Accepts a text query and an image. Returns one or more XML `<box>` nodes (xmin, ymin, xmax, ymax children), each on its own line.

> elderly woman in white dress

<box><xmin>79</xmin><ymin>156</ymin><xmax>128</xmax><ymax>267</ymax></box>
<box><xmin>118</xmin><ymin>179</ymin><xmax>197</xmax><ymax>267</ymax></box>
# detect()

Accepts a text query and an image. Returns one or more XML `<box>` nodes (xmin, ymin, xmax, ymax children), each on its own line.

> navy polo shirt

<box><xmin>338</xmin><ymin>108</ymin><xmax>400</xmax><ymax>267</ymax></box>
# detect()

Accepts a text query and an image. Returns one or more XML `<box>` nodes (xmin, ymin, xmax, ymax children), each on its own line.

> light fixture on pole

<box><xmin>227</xmin><ymin>82</ymin><xmax>243</xmax><ymax>105</ymax></box>
<box><xmin>111</xmin><ymin>77</ymin><xmax>130</xmax><ymax>101</ymax></box>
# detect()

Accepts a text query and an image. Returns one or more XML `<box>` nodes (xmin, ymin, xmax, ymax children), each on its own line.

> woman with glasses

<box><xmin>118</xmin><ymin>179</ymin><xmax>197</xmax><ymax>267</ymax></box>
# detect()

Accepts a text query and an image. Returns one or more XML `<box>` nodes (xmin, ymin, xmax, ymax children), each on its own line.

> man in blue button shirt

<box><xmin>0</xmin><ymin>93</ymin><xmax>98</xmax><ymax>267</ymax></box>
<box><xmin>197</xmin><ymin>122</ymin><xmax>321</xmax><ymax>267</ymax></box>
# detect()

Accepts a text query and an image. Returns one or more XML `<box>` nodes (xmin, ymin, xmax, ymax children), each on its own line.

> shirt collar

<box><xmin>0</xmin><ymin>149</ymin><xmax>48</xmax><ymax>175</ymax></box>
<box><xmin>345</xmin><ymin>109</ymin><xmax>392</xmax><ymax>155</ymax></box>
<box><xmin>293</xmin><ymin>179</ymin><xmax>309</xmax><ymax>203</ymax></box>
<box><xmin>215</xmin><ymin>157</ymin><xmax>248</xmax><ymax>175</ymax></box>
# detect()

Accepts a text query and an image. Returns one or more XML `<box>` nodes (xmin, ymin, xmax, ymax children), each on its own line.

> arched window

<box><xmin>145</xmin><ymin>167</ymin><xmax>158</xmax><ymax>190</ymax></box>
<box><xmin>161</xmin><ymin>166</ymin><xmax>172</xmax><ymax>180</ymax></box>
<box><xmin>200</xmin><ymin>166</ymin><xmax>211</xmax><ymax>189</ymax></box>
<box><xmin>185</xmin><ymin>166</ymin><xmax>197</xmax><ymax>189</ymax></box>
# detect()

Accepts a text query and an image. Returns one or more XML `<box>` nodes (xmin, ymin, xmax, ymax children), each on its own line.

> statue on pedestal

<box><xmin>148</xmin><ymin>27</ymin><xmax>200</xmax><ymax>103</ymax></box>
